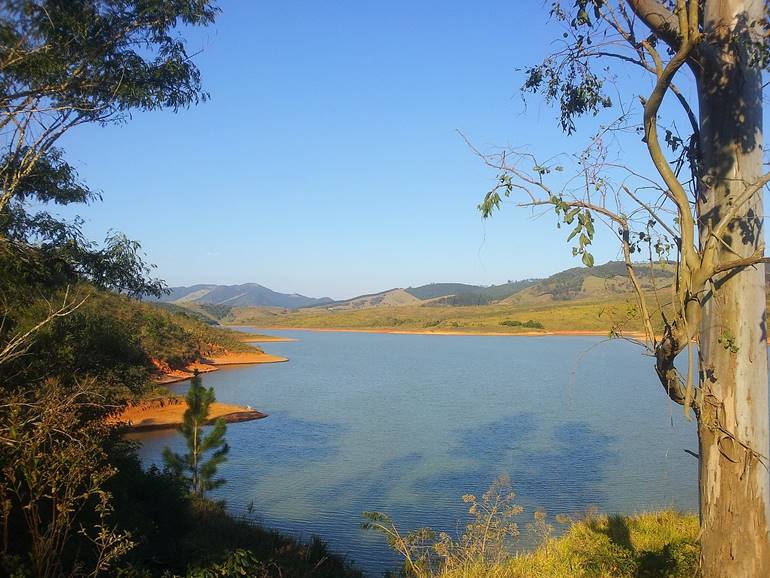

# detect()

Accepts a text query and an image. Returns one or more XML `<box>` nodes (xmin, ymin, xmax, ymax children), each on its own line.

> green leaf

<box><xmin>565</xmin><ymin>207</ymin><xmax>581</xmax><ymax>223</ymax></box>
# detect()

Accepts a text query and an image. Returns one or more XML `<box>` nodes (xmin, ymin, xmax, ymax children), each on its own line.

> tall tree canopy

<box><xmin>480</xmin><ymin>1</ymin><xmax>770</xmax><ymax>576</ymax></box>
<box><xmin>0</xmin><ymin>0</ymin><xmax>218</xmax><ymax>297</ymax></box>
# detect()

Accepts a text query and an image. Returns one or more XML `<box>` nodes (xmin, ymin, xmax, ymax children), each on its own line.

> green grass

<box><xmin>436</xmin><ymin>511</ymin><xmax>698</xmax><ymax>578</ymax></box>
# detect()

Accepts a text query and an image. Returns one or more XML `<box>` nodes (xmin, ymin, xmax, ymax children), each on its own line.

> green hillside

<box><xmin>192</xmin><ymin>261</ymin><xmax>676</xmax><ymax>334</ymax></box>
<box><xmin>405</xmin><ymin>282</ymin><xmax>487</xmax><ymax>300</ymax></box>
<box><xmin>7</xmin><ymin>287</ymin><xmax>259</xmax><ymax>398</ymax></box>
<box><xmin>157</xmin><ymin>283</ymin><xmax>333</xmax><ymax>308</ymax></box>
<box><xmin>163</xmin><ymin>260</ymin><xmax>767</xmax><ymax>336</ymax></box>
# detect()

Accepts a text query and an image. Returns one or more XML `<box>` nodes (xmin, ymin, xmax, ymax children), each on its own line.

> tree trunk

<box><xmin>697</xmin><ymin>1</ymin><xmax>770</xmax><ymax>575</ymax></box>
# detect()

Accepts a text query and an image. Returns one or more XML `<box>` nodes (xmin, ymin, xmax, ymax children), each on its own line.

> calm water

<box><xmin>131</xmin><ymin>329</ymin><xmax>700</xmax><ymax>576</ymax></box>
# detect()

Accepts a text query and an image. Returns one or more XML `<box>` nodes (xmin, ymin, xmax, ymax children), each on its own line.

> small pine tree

<box><xmin>162</xmin><ymin>375</ymin><xmax>229</xmax><ymax>498</ymax></box>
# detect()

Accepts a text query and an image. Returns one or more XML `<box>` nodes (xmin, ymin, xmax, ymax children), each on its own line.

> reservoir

<box><xmin>131</xmin><ymin>329</ymin><xmax>699</xmax><ymax>575</ymax></box>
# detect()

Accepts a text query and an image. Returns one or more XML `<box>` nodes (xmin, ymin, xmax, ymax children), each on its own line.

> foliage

<box><xmin>162</xmin><ymin>376</ymin><xmax>229</xmax><ymax>498</ymax></box>
<box><xmin>500</xmin><ymin>319</ymin><xmax>544</xmax><ymax>329</ymax></box>
<box><xmin>0</xmin><ymin>0</ymin><xmax>219</xmax><ymax>297</ymax></box>
<box><xmin>363</xmin><ymin>476</ymin><xmax>525</xmax><ymax>577</ymax></box>
<box><xmin>0</xmin><ymin>4</ymin><xmax>355</xmax><ymax>577</ymax></box>
<box><xmin>0</xmin><ymin>380</ymin><xmax>134</xmax><ymax>578</ymax></box>
<box><xmin>366</xmin><ymin>480</ymin><xmax>697</xmax><ymax>578</ymax></box>
<box><xmin>182</xmin><ymin>549</ymin><xmax>276</xmax><ymax>577</ymax></box>
<box><xmin>475</xmin><ymin>1</ymin><xmax>770</xmax><ymax>572</ymax></box>
<box><xmin>0</xmin><ymin>286</ymin><xmax>259</xmax><ymax>399</ymax></box>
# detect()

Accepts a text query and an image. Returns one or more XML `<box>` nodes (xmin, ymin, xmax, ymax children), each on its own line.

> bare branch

<box><xmin>0</xmin><ymin>288</ymin><xmax>90</xmax><ymax>366</ymax></box>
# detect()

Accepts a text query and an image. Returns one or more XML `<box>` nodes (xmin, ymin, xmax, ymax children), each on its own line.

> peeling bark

<box><xmin>696</xmin><ymin>1</ymin><xmax>770</xmax><ymax>575</ymax></box>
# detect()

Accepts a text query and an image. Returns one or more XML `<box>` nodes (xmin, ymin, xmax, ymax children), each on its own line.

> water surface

<box><xmin>131</xmin><ymin>330</ymin><xmax>699</xmax><ymax>575</ymax></box>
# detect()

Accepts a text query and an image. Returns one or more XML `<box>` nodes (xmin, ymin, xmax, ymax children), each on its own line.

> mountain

<box><xmin>159</xmin><ymin>261</ymin><xmax>679</xmax><ymax>317</ymax></box>
<box><xmin>308</xmin><ymin>279</ymin><xmax>542</xmax><ymax>310</ymax></box>
<box><xmin>157</xmin><ymin>283</ymin><xmax>333</xmax><ymax>309</ymax></box>
<box><xmin>312</xmin><ymin>288</ymin><xmax>422</xmax><ymax>310</ymax></box>
<box><xmin>409</xmin><ymin>279</ymin><xmax>541</xmax><ymax>306</ymax></box>
<box><xmin>503</xmin><ymin>261</ymin><xmax>674</xmax><ymax>305</ymax></box>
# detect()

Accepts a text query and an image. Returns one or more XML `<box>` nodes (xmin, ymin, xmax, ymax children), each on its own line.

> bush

<box><xmin>499</xmin><ymin>319</ymin><xmax>544</xmax><ymax>329</ymax></box>
<box><xmin>365</xmin><ymin>478</ymin><xmax>698</xmax><ymax>578</ymax></box>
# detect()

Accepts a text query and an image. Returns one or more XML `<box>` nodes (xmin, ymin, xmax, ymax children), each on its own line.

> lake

<box><xmin>130</xmin><ymin>329</ymin><xmax>699</xmax><ymax>576</ymax></box>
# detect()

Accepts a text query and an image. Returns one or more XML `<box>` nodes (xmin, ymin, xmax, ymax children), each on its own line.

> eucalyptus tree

<box><xmin>478</xmin><ymin>1</ymin><xmax>770</xmax><ymax>575</ymax></box>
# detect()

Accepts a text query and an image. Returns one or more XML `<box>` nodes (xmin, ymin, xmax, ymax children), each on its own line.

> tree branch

<box><xmin>626</xmin><ymin>0</ymin><xmax>681</xmax><ymax>49</ymax></box>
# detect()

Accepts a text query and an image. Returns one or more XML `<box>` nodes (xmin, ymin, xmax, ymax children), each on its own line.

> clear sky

<box><xmin>57</xmin><ymin>1</ymin><xmax>690</xmax><ymax>299</ymax></box>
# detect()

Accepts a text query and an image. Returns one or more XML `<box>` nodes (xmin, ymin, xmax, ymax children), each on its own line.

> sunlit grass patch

<box><xmin>494</xmin><ymin>511</ymin><xmax>698</xmax><ymax>578</ymax></box>
<box><xmin>365</xmin><ymin>478</ymin><xmax>698</xmax><ymax>578</ymax></box>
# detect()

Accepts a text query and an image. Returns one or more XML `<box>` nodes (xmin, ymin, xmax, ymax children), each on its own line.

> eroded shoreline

<box><xmin>153</xmin><ymin>351</ymin><xmax>288</xmax><ymax>385</ymax></box>
<box><xmin>115</xmin><ymin>349</ymin><xmax>287</xmax><ymax>432</ymax></box>
<box><xmin>110</xmin><ymin>399</ymin><xmax>267</xmax><ymax>432</ymax></box>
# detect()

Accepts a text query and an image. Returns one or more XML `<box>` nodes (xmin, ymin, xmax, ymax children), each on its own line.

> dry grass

<box><xmin>224</xmin><ymin>297</ymin><xmax>660</xmax><ymax>335</ymax></box>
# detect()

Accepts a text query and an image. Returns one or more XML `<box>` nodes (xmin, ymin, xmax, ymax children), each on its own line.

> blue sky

<box><xmin>58</xmin><ymin>1</ymin><xmax>686</xmax><ymax>299</ymax></box>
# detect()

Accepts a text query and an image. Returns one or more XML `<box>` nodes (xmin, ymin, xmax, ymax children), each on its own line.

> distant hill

<box><xmin>310</xmin><ymin>263</ymin><xmax>665</xmax><ymax>311</ymax></box>
<box><xmin>305</xmin><ymin>279</ymin><xmax>543</xmax><ymax>310</ymax></box>
<box><xmin>405</xmin><ymin>283</ymin><xmax>485</xmax><ymax>300</ymax></box>
<box><xmin>412</xmin><ymin>279</ymin><xmax>541</xmax><ymax>306</ymax></box>
<box><xmin>504</xmin><ymin>261</ymin><xmax>674</xmax><ymax>305</ymax></box>
<box><xmin>161</xmin><ymin>261</ymin><xmax>682</xmax><ymax>321</ymax></box>
<box><xmin>157</xmin><ymin>283</ymin><xmax>333</xmax><ymax>309</ymax></box>
<box><xmin>312</xmin><ymin>288</ymin><xmax>422</xmax><ymax>310</ymax></box>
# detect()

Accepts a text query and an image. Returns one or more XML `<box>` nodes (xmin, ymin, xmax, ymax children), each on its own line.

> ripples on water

<box><xmin>131</xmin><ymin>330</ymin><xmax>700</xmax><ymax>576</ymax></box>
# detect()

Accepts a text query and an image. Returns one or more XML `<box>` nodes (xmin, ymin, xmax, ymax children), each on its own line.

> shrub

<box><xmin>364</xmin><ymin>479</ymin><xmax>698</xmax><ymax>578</ymax></box>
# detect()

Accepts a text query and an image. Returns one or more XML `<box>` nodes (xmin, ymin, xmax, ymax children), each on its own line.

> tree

<box><xmin>0</xmin><ymin>0</ymin><xmax>219</xmax><ymax>298</ymax></box>
<box><xmin>478</xmin><ymin>1</ymin><xmax>770</xmax><ymax>575</ymax></box>
<box><xmin>163</xmin><ymin>375</ymin><xmax>229</xmax><ymax>499</ymax></box>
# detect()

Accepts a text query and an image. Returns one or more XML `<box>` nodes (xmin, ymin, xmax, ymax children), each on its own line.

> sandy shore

<box><xmin>152</xmin><ymin>351</ymin><xmax>288</xmax><ymax>385</ymax></box>
<box><xmin>242</xmin><ymin>326</ymin><xmax>644</xmax><ymax>338</ymax></box>
<box><xmin>239</xmin><ymin>335</ymin><xmax>298</xmax><ymax>343</ymax></box>
<box><xmin>207</xmin><ymin>351</ymin><xmax>289</xmax><ymax>365</ymax></box>
<box><xmin>109</xmin><ymin>399</ymin><xmax>267</xmax><ymax>432</ymax></box>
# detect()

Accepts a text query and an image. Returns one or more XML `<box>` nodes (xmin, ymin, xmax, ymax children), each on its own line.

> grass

<box><xmin>221</xmin><ymin>297</ymin><xmax>665</xmax><ymax>335</ymax></box>
<box><xmin>426</xmin><ymin>511</ymin><xmax>698</xmax><ymax>578</ymax></box>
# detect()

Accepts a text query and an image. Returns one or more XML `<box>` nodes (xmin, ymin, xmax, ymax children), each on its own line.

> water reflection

<box><xmin>132</xmin><ymin>331</ymin><xmax>698</xmax><ymax>576</ymax></box>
